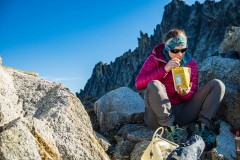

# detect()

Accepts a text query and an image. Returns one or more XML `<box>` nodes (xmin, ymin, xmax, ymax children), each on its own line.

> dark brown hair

<box><xmin>164</xmin><ymin>29</ymin><xmax>187</xmax><ymax>42</ymax></box>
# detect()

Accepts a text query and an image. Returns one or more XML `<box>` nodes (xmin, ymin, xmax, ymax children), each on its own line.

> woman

<box><xmin>135</xmin><ymin>29</ymin><xmax>225</xmax><ymax>131</ymax></box>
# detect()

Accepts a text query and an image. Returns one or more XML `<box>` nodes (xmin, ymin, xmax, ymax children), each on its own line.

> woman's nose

<box><xmin>176</xmin><ymin>52</ymin><xmax>183</xmax><ymax>56</ymax></box>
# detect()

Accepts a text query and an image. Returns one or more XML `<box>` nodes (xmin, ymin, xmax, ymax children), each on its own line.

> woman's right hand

<box><xmin>164</xmin><ymin>58</ymin><xmax>180</xmax><ymax>72</ymax></box>
<box><xmin>177</xmin><ymin>82</ymin><xmax>192</xmax><ymax>96</ymax></box>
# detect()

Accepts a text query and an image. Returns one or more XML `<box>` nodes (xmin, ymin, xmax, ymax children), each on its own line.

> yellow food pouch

<box><xmin>172</xmin><ymin>67</ymin><xmax>191</xmax><ymax>91</ymax></box>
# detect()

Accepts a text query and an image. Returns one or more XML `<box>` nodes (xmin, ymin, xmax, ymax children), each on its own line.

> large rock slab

<box><xmin>0</xmin><ymin>66</ymin><xmax>110</xmax><ymax>160</ymax></box>
<box><xmin>220</xmin><ymin>26</ymin><xmax>240</xmax><ymax>53</ymax></box>
<box><xmin>198</xmin><ymin>56</ymin><xmax>240</xmax><ymax>129</ymax></box>
<box><xmin>94</xmin><ymin>87</ymin><xmax>144</xmax><ymax>132</ymax></box>
<box><xmin>215</xmin><ymin>121</ymin><xmax>236</xmax><ymax>160</ymax></box>
<box><xmin>0</xmin><ymin>117</ymin><xmax>61</xmax><ymax>160</ymax></box>
<box><xmin>0</xmin><ymin>66</ymin><xmax>22</xmax><ymax>126</ymax></box>
<box><xmin>0</xmin><ymin>118</ymin><xmax>42</xmax><ymax>160</ymax></box>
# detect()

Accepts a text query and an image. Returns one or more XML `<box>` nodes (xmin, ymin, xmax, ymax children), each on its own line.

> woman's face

<box><xmin>168</xmin><ymin>45</ymin><xmax>187</xmax><ymax>61</ymax></box>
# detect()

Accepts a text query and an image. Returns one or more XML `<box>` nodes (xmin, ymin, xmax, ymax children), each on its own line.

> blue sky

<box><xmin>0</xmin><ymin>0</ymin><xmax>206</xmax><ymax>93</ymax></box>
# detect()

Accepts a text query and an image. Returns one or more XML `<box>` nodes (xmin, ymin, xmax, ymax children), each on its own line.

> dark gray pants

<box><xmin>144</xmin><ymin>79</ymin><xmax>225</xmax><ymax>130</ymax></box>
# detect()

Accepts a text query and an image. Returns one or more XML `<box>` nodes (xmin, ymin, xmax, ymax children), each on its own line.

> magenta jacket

<box><xmin>135</xmin><ymin>44</ymin><xmax>198</xmax><ymax>104</ymax></box>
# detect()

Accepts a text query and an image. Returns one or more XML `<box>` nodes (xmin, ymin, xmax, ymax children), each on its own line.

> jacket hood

<box><xmin>152</xmin><ymin>44</ymin><xmax>167</xmax><ymax>63</ymax></box>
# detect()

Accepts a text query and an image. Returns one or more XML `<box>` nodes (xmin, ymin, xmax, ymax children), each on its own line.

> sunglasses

<box><xmin>170</xmin><ymin>48</ymin><xmax>187</xmax><ymax>54</ymax></box>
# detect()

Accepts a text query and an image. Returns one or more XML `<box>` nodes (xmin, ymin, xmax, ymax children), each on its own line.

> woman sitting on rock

<box><xmin>135</xmin><ymin>29</ymin><xmax>225</xmax><ymax>135</ymax></box>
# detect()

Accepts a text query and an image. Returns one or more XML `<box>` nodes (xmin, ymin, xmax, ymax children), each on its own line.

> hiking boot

<box><xmin>197</xmin><ymin>116</ymin><xmax>214</xmax><ymax>131</ymax></box>
<box><xmin>188</xmin><ymin>122</ymin><xmax>217</xmax><ymax>151</ymax></box>
<box><xmin>185</xmin><ymin>122</ymin><xmax>196</xmax><ymax>139</ymax></box>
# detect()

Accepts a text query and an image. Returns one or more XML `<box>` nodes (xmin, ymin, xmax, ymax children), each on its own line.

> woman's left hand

<box><xmin>177</xmin><ymin>82</ymin><xmax>192</xmax><ymax>96</ymax></box>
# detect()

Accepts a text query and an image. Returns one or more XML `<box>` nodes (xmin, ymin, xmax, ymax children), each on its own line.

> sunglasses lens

<box><xmin>170</xmin><ymin>49</ymin><xmax>179</xmax><ymax>53</ymax></box>
<box><xmin>181</xmin><ymin>48</ymin><xmax>187</xmax><ymax>53</ymax></box>
<box><xmin>170</xmin><ymin>48</ymin><xmax>187</xmax><ymax>54</ymax></box>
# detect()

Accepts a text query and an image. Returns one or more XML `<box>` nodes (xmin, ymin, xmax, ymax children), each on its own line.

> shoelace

<box><xmin>165</xmin><ymin>127</ymin><xmax>188</xmax><ymax>144</ymax></box>
<box><xmin>193</xmin><ymin>123</ymin><xmax>217</xmax><ymax>146</ymax></box>
<box><xmin>164</xmin><ymin>125</ymin><xmax>217</xmax><ymax>145</ymax></box>
<box><xmin>197</xmin><ymin>128</ymin><xmax>216</xmax><ymax>144</ymax></box>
